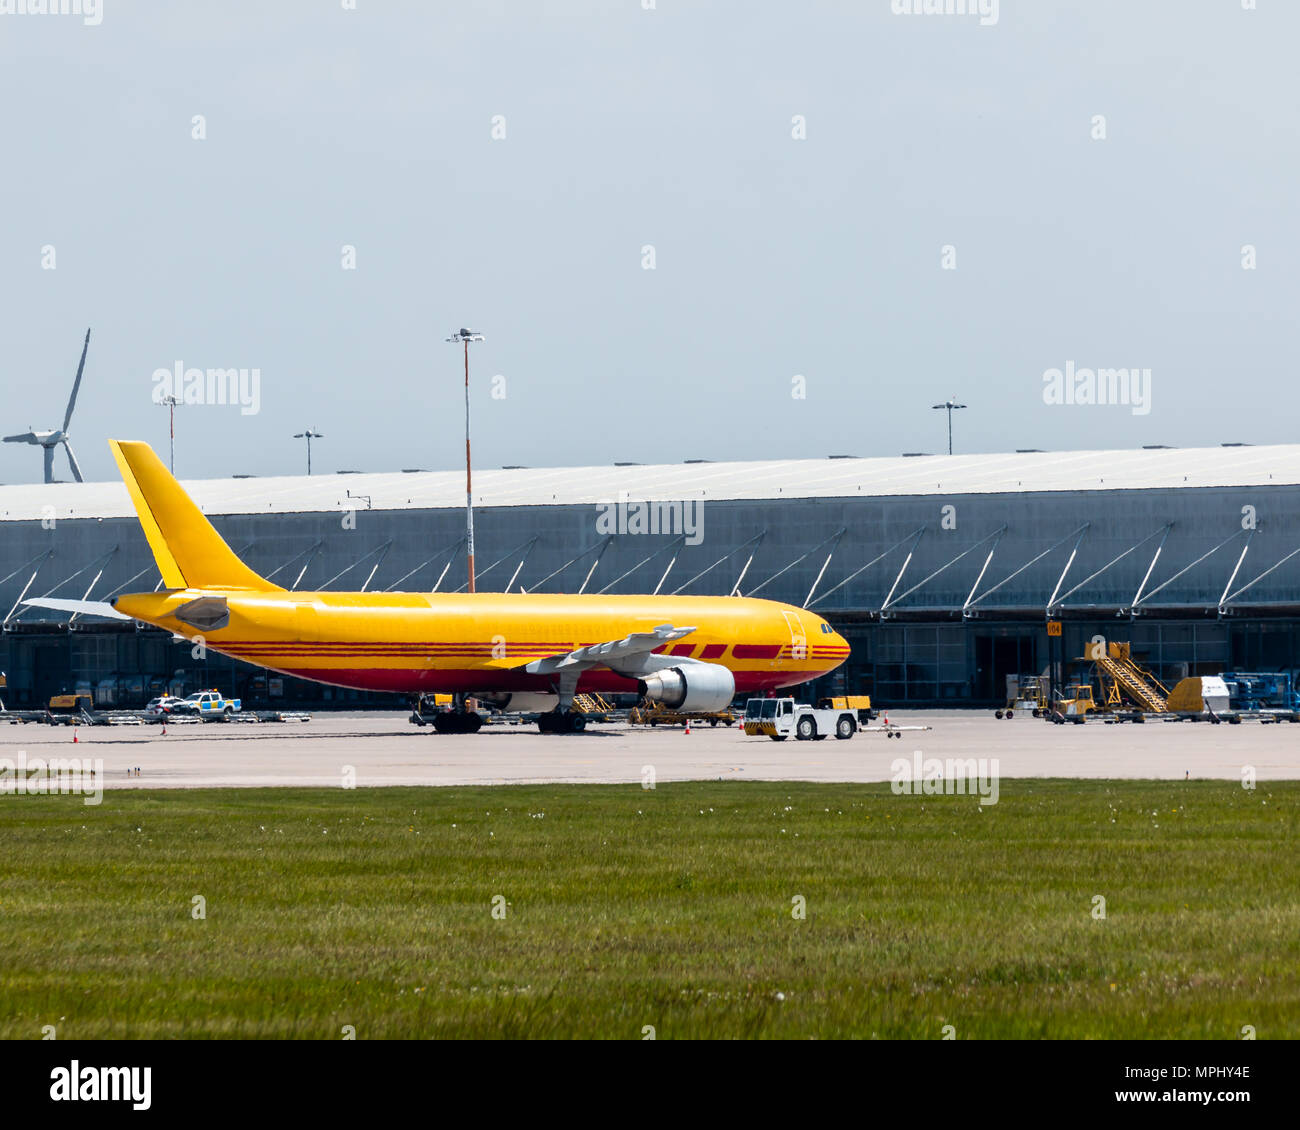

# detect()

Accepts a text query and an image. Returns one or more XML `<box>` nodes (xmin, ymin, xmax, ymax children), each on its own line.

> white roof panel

<box><xmin>0</xmin><ymin>444</ymin><xmax>1297</xmax><ymax>523</ymax></box>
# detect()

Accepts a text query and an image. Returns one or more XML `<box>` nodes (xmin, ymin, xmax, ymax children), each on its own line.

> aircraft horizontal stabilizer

<box><xmin>22</xmin><ymin>597</ymin><xmax>131</xmax><ymax>621</ymax></box>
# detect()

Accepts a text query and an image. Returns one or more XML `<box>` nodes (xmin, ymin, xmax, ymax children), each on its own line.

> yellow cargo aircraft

<box><xmin>28</xmin><ymin>441</ymin><xmax>851</xmax><ymax>733</ymax></box>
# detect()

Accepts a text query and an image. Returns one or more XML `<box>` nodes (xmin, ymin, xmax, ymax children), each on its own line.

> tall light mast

<box><xmin>446</xmin><ymin>328</ymin><xmax>484</xmax><ymax>592</ymax></box>
<box><xmin>293</xmin><ymin>428</ymin><xmax>324</xmax><ymax>475</ymax></box>
<box><xmin>158</xmin><ymin>394</ymin><xmax>180</xmax><ymax>473</ymax></box>
<box><xmin>931</xmin><ymin>397</ymin><xmax>967</xmax><ymax>456</ymax></box>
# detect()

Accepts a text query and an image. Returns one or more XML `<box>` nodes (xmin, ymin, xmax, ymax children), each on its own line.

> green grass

<box><xmin>1</xmin><ymin>780</ymin><xmax>1296</xmax><ymax>1038</ymax></box>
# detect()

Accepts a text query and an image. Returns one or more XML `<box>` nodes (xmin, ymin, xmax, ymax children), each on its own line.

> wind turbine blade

<box><xmin>3</xmin><ymin>432</ymin><xmax>40</xmax><ymax>444</ymax></box>
<box><xmin>62</xmin><ymin>327</ymin><xmax>90</xmax><ymax>432</ymax></box>
<box><xmin>64</xmin><ymin>441</ymin><xmax>84</xmax><ymax>482</ymax></box>
<box><xmin>43</xmin><ymin>446</ymin><xmax>54</xmax><ymax>483</ymax></box>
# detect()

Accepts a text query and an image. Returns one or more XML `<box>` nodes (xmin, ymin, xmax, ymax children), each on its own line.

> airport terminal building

<box><xmin>3</xmin><ymin>444</ymin><xmax>1300</xmax><ymax>710</ymax></box>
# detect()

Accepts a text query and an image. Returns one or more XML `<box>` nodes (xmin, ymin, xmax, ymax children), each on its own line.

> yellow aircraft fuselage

<box><xmin>102</xmin><ymin>439</ymin><xmax>851</xmax><ymax>700</ymax></box>
<box><xmin>113</xmin><ymin>589</ymin><xmax>850</xmax><ymax>696</ymax></box>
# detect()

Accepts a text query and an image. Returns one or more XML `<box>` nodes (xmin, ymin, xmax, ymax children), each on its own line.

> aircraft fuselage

<box><xmin>112</xmin><ymin>589</ymin><xmax>850</xmax><ymax>696</ymax></box>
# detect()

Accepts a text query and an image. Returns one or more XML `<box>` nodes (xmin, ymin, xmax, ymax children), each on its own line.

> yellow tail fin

<box><xmin>109</xmin><ymin>440</ymin><xmax>281</xmax><ymax>592</ymax></box>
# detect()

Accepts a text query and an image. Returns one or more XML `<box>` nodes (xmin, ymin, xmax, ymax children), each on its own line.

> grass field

<box><xmin>1</xmin><ymin>779</ymin><xmax>1296</xmax><ymax>1039</ymax></box>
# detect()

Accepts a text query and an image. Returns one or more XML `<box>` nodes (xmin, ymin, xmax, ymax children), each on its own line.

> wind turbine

<box><xmin>4</xmin><ymin>328</ymin><xmax>91</xmax><ymax>483</ymax></box>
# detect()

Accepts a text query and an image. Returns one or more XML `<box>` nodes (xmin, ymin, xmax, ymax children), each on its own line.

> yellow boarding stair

<box><xmin>1094</xmin><ymin>643</ymin><xmax>1170</xmax><ymax>713</ymax></box>
<box><xmin>573</xmin><ymin>693</ymin><xmax>614</xmax><ymax>717</ymax></box>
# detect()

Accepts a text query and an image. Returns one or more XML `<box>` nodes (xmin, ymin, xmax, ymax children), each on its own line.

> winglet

<box><xmin>109</xmin><ymin>440</ymin><xmax>280</xmax><ymax>591</ymax></box>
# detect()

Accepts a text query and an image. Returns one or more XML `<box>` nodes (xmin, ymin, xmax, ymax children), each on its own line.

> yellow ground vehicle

<box><xmin>997</xmin><ymin>675</ymin><xmax>1048</xmax><ymax>718</ymax></box>
<box><xmin>1046</xmin><ymin>642</ymin><xmax>1170</xmax><ymax>723</ymax></box>
<box><xmin>43</xmin><ymin>691</ymin><xmax>95</xmax><ymax>726</ymax></box>
<box><xmin>1057</xmin><ymin>683</ymin><xmax>1098</xmax><ymax>718</ymax></box>
<box><xmin>819</xmin><ymin>695</ymin><xmax>876</xmax><ymax>723</ymax></box>
<box><xmin>628</xmin><ymin>700</ymin><xmax>735</xmax><ymax>727</ymax></box>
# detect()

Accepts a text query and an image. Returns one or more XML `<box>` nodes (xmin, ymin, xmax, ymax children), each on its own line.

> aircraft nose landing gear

<box><xmin>538</xmin><ymin>710</ymin><xmax>586</xmax><ymax>734</ymax></box>
<box><xmin>413</xmin><ymin>694</ymin><xmax>483</xmax><ymax>733</ymax></box>
<box><xmin>433</xmin><ymin>710</ymin><xmax>482</xmax><ymax>734</ymax></box>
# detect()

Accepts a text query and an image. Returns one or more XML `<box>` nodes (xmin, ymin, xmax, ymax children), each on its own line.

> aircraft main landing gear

<box><xmin>538</xmin><ymin>710</ymin><xmax>587</xmax><ymax>734</ymax></box>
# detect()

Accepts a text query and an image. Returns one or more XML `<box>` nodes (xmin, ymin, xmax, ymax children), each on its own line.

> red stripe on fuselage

<box><xmin>270</xmin><ymin>666</ymin><xmax>815</xmax><ymax>696</ymax></box>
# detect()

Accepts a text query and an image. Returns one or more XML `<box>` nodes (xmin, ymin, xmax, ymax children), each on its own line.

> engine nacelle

<box><xmin>638</xmin><ymin>661</ymin><xmax>735</xmax><ymax>713</ymax></box>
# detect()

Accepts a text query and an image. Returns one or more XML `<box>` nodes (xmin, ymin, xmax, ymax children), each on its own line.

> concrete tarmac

<box><xmin>2</xmin><ymin>710</ymin><xmax>1297</xmax><ymax>789</ymax></box>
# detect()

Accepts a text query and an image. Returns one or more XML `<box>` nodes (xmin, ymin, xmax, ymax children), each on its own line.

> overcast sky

<box><xmin>1</xmin><ymin>0</ymin><xmax>1296</xmax><ymax>484</ymax></box>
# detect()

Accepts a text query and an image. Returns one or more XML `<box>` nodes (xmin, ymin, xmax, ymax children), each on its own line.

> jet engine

<box><xmin>637</xmin><ymin>660</ymin><xmax>735</xmax><ymax>713</ymax></box>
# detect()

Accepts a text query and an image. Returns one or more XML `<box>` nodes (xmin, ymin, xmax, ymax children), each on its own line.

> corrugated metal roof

<box><xmin>1</xmin><ymin>444</ymin><xmax>1297</xmax><ymax>523</ymax></box>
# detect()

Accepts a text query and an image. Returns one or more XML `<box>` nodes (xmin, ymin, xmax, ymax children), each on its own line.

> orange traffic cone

<box><xmin>684</xmin><ymin>717</ymin><xmax>691</xmax><ymax>735</ymax></box>
<box><xmin>72</xmin><ymin>727</ymin><xmax>78</xmax><ymax>743</ymax></box>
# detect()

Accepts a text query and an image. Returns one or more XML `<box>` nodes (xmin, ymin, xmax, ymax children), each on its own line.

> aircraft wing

<box><xmin>523</xmin><ymin>623</ymin><xmax>695</xmax><ymax>677</ymax></box>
